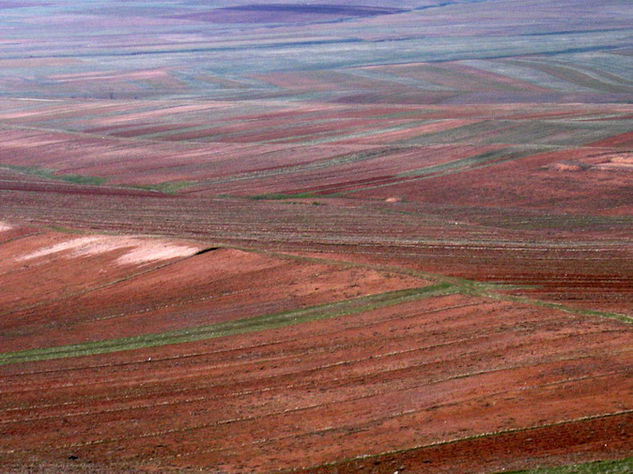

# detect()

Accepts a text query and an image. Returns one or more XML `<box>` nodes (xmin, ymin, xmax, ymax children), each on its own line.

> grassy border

<box><xmin>2</xmin><ymin>164</ymin><xmax>106</xmax><ymax>186</ymax></box>
<box><xmin>508</xmin><ymin>455</ymin><xmax>633</xmax><ymax>473</ymax></box>
<box><xmin>0</xmin><ymin>283</ymin><xmax>453</xmax><ymax>366</ymax></box>
<box><xmin>289</xmin><ymin>410</ymin><xmax>633</xmax><ymax>473</ymax></box>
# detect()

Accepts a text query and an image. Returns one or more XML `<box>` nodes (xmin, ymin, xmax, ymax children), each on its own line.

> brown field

<box><xmin>1</xmin><ymin>286</ymin><xmax>631</xmax><ymax>471</ymax></box>
<box><xmin>0</xmin><ymin>227</ymin><xmax>425</xmax><ymax>351</ymax></box>
<box><xmin>1</xmin><ymin>0</ymin><xmax>633</xmax><ymax>472</ymax></box>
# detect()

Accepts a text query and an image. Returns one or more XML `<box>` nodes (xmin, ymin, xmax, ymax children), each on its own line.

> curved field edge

<box><xmin>295</xmin><ymin>411</ymin><xmax>633</xmax><ymax>473</ymax></box>
<box><xmin>0</xmin><ymin>283</ymin><xmax>454</xmax><ymax>365</ymax></box>
<box><xmin>511</xmin><ymin>455</ymin><xmax>633</xmax><ymax>473</ymax></box>
<box><xmin>2</xmin><ymin>245</ymin><xmax>630</xmax><ymax>366</ymax></box>
<box><xmin>0</xmin><ymin>163</ymin><xmax>196</xmax><ymax>195</ymax></box>
<box><xmin>1</xmin><ymin>164</ymin><xmax>106</xmax><ymax>186</ymax></box>
<box><xmin>271</xmin><ymin>249</ymin><xmax>633</xmax><ymax>325</ymax></box>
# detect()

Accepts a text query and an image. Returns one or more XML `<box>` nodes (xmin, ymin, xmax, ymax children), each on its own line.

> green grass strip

<box><xmin>292</xmin><ymin>411</ymin><xmax>633</xmax><ymax>473</ymax></box>
<box><xmin>0</xmin><ymin>283</ymin><xmax>454</xmax><ymax>366</ymax></box>
<box><xmin>131</xmin><ymin>180</ymin><xmax>197</xmax><ymax>194</ymax></box>
<box><xmin>508</xmin><ymin>456</ymin><xmax>633</xmax><ymax>473</ymax></box>
<box><xmin>248</xmin><ymin>192</ymin><xmax>317</xmax><ymax>201</ymax></box>
<box><xmin>485</xmin><ymin>293</ymin><xmax>633</xmax><ymax>325</ymax></box>
<box><xmin>244</xmin><ymin>249</ymin><xmax>633</xmax><ymax>326</ymax></box>
<box><xmin>2</xmin><ymin>164</ymin><xmax>106</xmax><ymax>185</ymax></box>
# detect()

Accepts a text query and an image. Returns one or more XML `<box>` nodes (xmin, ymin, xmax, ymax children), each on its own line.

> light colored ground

<box><xmin>17</xmin><ymin>235</ymin><xmax>200</xmax><ymax>266</ymax></box>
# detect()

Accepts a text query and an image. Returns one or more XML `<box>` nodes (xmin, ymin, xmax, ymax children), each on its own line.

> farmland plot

<box><xmin>1</xmin><ymin>0</ymin><xmax>633</xmax><ymax>471</ymax></box>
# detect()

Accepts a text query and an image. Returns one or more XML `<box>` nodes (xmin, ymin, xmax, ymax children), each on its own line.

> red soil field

<box><xmin>2</xmin><ymin>177</ymin><xmax>632</xmax><ymax>317</ymax></box>
<box><xmin>1</xmin><ymin>290</ymin><xmax>631</xmax><ymax>471</ymax></box>
<box><xmin>348</xmin><ymin>146</ymin><xmax>633</xmax><ymax>216</ymax></box>
<box><xmin>1</xmin><ymin>0</ymin><xmax>633</xmax><ymax>471</ymax></box>
<box><xmin>589</xmin><ymin>130</ymin><xmax>633</xmax><ymax>148</ymax></box>
<box><xmin>1</xmin><ymin>209</ymin><xmax>632</xmax><ymax>471</ymax></box>
<box><xmin>0</xmin><ymin>227</ymin><xmax>425</xmax><ymax>351</ymax></box>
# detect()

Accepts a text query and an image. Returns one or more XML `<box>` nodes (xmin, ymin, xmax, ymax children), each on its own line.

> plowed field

<box><xmin>1</xmin><ymin>0</ymin><xmax>633</xmax><ymax>471</ymax></box>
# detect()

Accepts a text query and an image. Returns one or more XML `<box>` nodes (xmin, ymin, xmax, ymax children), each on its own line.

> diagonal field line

<box><xmin>0</xmin><ymin>283</ymin><xmax>454</xmax><ymax>365</ymax></box>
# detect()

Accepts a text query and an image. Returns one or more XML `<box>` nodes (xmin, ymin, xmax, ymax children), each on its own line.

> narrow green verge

<box><xmin>244</xmin><ymin>248</ymin><xmax>633</xmax><ymax>326</ymax></box>
<box><xmin>248</xmin><ymin>192</ymin><xmax>317</xmax><ymax>200</ymax></box>
<box><xmin>3</xmin><ymin>164</ymin><xmax>106</xmax><ymax>185</ymax></box>
<box><xmin>488</xmin><ymin>293</ymin><xmax>633</xmax><ymax>325</ymax></box>
<box><xmin>508</xmin><ymin>456</ymin><xmax>633</xmax><ymax>473</ymax></box>
<box><xmin>0</xmin><ymin>283</ymin><xmax>454</xmax><ymax>366</ymax></box>
<box><xmin>131</xmin><ymin>180</ymin><xmax>196</xmax><ymax>194</ymax></box>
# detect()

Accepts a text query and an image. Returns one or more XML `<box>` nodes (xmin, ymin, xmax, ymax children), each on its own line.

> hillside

<box><xmin>0</xmin><ymin>1</ymin><xmax>632</xmax><ymax>472</ymax></box>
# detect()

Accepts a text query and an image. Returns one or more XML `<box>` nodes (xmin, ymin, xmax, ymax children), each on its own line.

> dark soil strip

<box><xmin>301</xmin><ymin>411</ymin><xmax>633</xmax><ymax>473</ymax></box>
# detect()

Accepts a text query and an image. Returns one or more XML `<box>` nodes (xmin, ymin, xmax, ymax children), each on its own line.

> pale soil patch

<box><xmin>548</xmin><ymin>152</ymin><xmax>633</xmax><ymax>171</ymax></box>
<box><xmin>17</xmin><ymin>235</ymin><xmax>199</xmax><ymax>265</ymax></box>
<box><xmin>548</xmin><ymin>161</ymin><xmax>588</xmax><ymax>171</ymax></box>
<box><xmin>116</xmin><ymin>241</ymin><xmax>199</xmax><ymax>265</ymax></box>
<box><xmin>595</xmin><ymin>153</ymin><xmax>633</xmax><ymax>170</ymax></box>
<box><xmin>0</xmin><ymin>221</ymin><xmax>12</xmax><ymax>232</ymax></box>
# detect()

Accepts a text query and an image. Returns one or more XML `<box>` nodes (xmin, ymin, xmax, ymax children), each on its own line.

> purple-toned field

<box><xmin>1</xmin><ymin>0</ymin><xmax>632</xmax><ymax>472</ymax></box>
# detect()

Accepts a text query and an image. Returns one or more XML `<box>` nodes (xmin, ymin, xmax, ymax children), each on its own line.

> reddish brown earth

<box><xmin>1</xmin><ymin>1</ymin><xmax>633</xmax><ymax>470</ymax></box>
<box><xmin>1</xmin><ymin>288</ymin><xmax>631</xmax><ymax>472</ymax></box>
<box><xmin>0</xmin><ymin>227</ymin><xmax>425</xmax><ymax>351</ymax></box>
<box><xmin>1</xmin><ymin>216</ymin><xmax>632</xmax><ymax>473</ymax></box>
<box><xmin>349</xmin><ymin>146</ymin><xmax>633</xmax><ymax>216</ymax></box>
<box><xmin>2</xmin><ymin>181</ymin><xmax>632</xmax><ymax>317</ymax></box>
<box><xmin>308</xmin><ymin>413</ymin><xmax>633</xmax><ymax>473</ymax></box>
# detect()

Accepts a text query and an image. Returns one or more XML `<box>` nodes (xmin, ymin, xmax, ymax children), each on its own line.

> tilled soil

<box><xmin>1</xmin><ymin>284</ymin><xmax>631</xmax><ymax>471</ymax></box>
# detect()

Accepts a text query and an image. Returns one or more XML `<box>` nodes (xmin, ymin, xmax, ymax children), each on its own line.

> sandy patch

<box><xmin>594</xmin><ymin>153</ymin><xmax>633</xmax><ymax>170</ymax></box>
<box><xmin>549</xmin><ymin>153</ymin><xmax>633</xmax><ymax>172</ymax></box>
<box><xmin>548</xmin><ymin>161</ymin><xmax>588</xmax><ymax>172</ymax></box>
<box><xmin>0</xmin><ymin>221</ymin><xmax>13</xmax><ymax>232</ymax></box>
<box><xmin>385</xmin><ymin>196</ymin><xmax>402</xmax><ymax>203</ymax></box>
<box><xmin>18</xmin><ymin>236</ymin><xmax>102</xmax><ymax>261</ymax></box>
<box><xmin>17</xmin><ymin>235</ymin><xmax>199</xmax><ymax>265</ymax></box>
<box><xmin>116</xmin><ymin>241</ymin><xmax>200</xmax><ymax>265</ymax></box>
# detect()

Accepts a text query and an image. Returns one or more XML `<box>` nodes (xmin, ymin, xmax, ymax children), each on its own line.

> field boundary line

<box><xmin>248</xmin><ymin>248</ymin><xmax>633</xmax><ymax>325</ymax></box>
<box><xmin>291</xmin><ymin>409</ymin><xmax>633</xmax><ymax>472</ymax></box>
<box><xmin>0</xmin><ymin>284</ymin><xmax>453</xmax><ymax>365</ymax></box>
